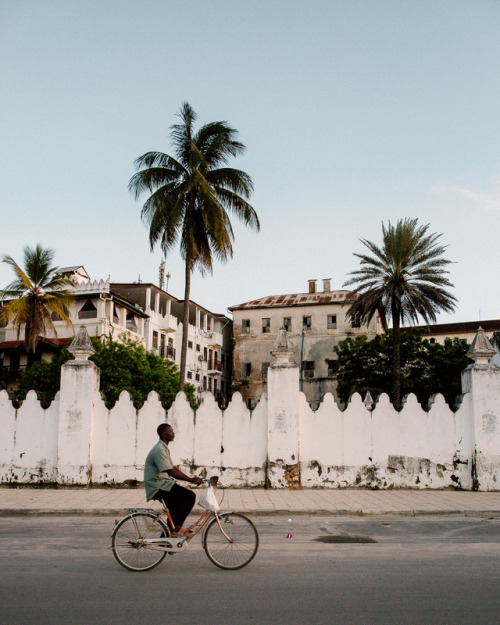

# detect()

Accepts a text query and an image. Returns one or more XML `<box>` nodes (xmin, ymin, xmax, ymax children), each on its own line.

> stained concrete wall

<box><xmin>0</xmin><ymin>340</ymin><xmax>499</xmax><ymax>490</ymax></box>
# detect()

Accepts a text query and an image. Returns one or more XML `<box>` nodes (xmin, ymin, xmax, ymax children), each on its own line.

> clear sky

<box><xmin>1</xmin><ymin>1</ymin><xmax>499</xmax><ymax>324</ymax></box>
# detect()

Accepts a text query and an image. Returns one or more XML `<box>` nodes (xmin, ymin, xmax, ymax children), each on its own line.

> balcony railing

<box><xmin>1</xmin><ymin>365</ymin><xmax>27</xmax><ymax>383</ymax></box>
<box><xmin>159</xmin><ymin>346</ymin><xmax>176</xmax><ymax>360</ymax></box>
<box><xmin>208</xmin><ymin>361</ymin><xmax>223</xmax><ymax>374</ymax></box>
<box><xmin>78</xmin><ymin>310</ymin><xmax>97</xmax><ymax>319</ymax></box>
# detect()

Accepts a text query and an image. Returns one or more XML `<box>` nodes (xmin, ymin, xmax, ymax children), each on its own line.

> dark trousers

<box><xmin>153</xmin><ymin>484</ymin><xmax>196</xmax><ymax>529</ymax></box>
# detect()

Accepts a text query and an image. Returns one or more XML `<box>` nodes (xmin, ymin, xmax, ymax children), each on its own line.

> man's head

<box><xmin>157</xmin><ymin>423</ymin><xmax>175</xmax><ymax>444</ymax></box>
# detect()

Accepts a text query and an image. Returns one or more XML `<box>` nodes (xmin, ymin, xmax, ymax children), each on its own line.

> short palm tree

<box><xmin>129</xmin><ymin>102</ymin><xmax>260</xmax><ymax>391</ymax></box>
<box><xmin>0</xmin><ymin>245</ymin><xmax>74</xmax><ymax>353</ymax></box>
<box><xmin>344</xmin><ymin>218</ymin><xmax>457</xmax><ymax>409</ymax></box>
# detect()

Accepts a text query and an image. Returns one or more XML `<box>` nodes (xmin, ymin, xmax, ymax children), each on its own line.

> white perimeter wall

<box><xmin>0</xmin><ymin>352</ymin><xmax>499</xmax><ymax>490</ymax></box>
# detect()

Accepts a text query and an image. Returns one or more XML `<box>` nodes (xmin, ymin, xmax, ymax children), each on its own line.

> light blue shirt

<box><xmin>144</xmin><ymin>440</ymin><xmax>175</xmax><ymax>501</ymax></box>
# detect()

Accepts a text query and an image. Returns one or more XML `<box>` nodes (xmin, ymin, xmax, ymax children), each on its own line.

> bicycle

<box><xmin>111</xmin><ymin>478</ymin><xmax>259</xmax><ymax>572</ymax></box>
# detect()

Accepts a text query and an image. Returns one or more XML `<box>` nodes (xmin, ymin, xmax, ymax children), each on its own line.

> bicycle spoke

<box><xmin>112</xmin><ymin>512</ymin><xmax>169</xmax><ymax>572</ymax></box>
<box><xmin>203</xmin><ymin>513</ymin><xmax>259</xmax><ymax>570</ymax></box>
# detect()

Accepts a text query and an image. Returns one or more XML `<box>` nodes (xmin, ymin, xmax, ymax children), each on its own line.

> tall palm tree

<box><xmin>344</xmin><ymin>218</ymin><xmax>457</xmax><ymax>409</ymax></box>
<box><xmin>129</xmin><ymin>102</ymin><xmax>260</xmax><ymax>391</ymax></box>
<box><xmin>0</xmin><ymin>245</ymin><xmax>74</xmax><ymax>354</ymax></box>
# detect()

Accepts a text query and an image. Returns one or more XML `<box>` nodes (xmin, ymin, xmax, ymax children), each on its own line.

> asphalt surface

<box><xmin>1</xmin><ymin>515</ymin><xmax>499</xmax><ymax>625</ymax></box>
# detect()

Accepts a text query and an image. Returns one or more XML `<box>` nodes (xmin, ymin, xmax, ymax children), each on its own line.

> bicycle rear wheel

<box><xmin>203</xmin><ymin>512</ymin><xmax>259</xmax><ymax>570</ymax></box>
<box><xmin>112</xmin><ymin>511</ymin><xmax>170</xmax><ymax>572</ymax></box>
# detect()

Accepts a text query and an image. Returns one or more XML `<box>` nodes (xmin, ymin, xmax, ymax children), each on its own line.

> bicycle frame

<box><xmin>122</xmin><ymin>503</ymin><xmax>234</xmax><ymax>554</ymax></box>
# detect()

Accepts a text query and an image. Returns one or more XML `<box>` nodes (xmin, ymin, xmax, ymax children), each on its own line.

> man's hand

<box><xmin>191</xmin><ymin>476</ymin><xmax>204</xmax><ymax>486</ymax></box>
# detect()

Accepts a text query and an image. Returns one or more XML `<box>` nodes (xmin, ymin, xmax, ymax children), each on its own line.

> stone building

<box><xmin>0</xmin><ymin>266</ymin><xmax>232</xmax><ymax>403</ymax></box>
<box><xmin>229</xmin><ymin>278</ymin><xmax>382</xmax><ymax>408</ymax></box>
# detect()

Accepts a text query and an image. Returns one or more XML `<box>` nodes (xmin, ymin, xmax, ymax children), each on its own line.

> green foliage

<box><xmin>330</xmin><ymin>332</ymin><xmax>470</xmax><ymax>408</ymax></box>
<box><xmin>17</xmin><ymin>347</ymin><xmax>72</xmax><ymax>408</ymax></box>
<box><xmin>16</xmin><ymin>336</ymin><xmax>196</xmax><ymax>409</ymax></box>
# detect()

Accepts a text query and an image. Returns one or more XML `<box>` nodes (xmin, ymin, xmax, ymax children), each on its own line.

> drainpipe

<box><xmin>300</xmin><ymin>329</ymin><xmax>305</xmax><ymax>392</ymax></box>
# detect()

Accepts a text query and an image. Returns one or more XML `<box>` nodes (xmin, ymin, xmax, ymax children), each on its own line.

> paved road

<box><xmin>1</xmin><ymin>515</ymin><xmax>499</xmax><ymax>625</ymax></box>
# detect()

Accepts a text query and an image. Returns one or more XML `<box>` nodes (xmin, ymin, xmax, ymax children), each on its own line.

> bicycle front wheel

<box><xmin>112</xmin><ymin>511</ymin><xmax>170</xmax><ymax>572</ymax></box>
<box><xmin>203</xmin><ymin>512</ymin><xmax>259</xmax><ymax>570</ymax></box>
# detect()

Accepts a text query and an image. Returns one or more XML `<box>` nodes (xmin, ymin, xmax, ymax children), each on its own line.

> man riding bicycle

<box><xmin>144</xmin><ymin>423</ymin><xmax>203</xmax><ymax>537</ymax></box>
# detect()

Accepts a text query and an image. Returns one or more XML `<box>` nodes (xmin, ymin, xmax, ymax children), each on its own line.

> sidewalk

<box><xmin>1</xmin><ymin>487</ymin><xmax>500</xmax><ymax>517</ymax></box>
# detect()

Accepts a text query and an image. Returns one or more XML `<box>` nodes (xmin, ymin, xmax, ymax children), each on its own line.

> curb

<box><xmin>1</xmin><ymin>508</ymin><xmax>499</xmax><ymax>518</ymax></box>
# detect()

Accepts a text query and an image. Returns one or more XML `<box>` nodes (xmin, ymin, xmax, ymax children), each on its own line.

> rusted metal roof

<box><xmin>229</xmin><ymin>290</ymin><xmax>356</xmax><ymax>311</ymax></box>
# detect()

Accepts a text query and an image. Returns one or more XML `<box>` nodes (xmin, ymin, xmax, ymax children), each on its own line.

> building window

<box><xmin>126</xmin><ymin>311</ymin><xmax>138</xmax><ymax>332</ymax></box>
<box><xmin>283</xmin><ymin>317</ymin><xmax>291</xmax><ymax>331</ymax></box>
<box><xmin>196</xmin><ymin>343</ymin><xmax>201</xmax><ymax>351</ymax></box>
<box><xmin>303</xmin><ymin>316</ymin><xmax>311</xmax><ymax>331</ymax></box>
<box><xmin>350</xmin><ymin>316</ymin><xmax>361</xmax><ymax>329</ymax></box>
<box><xmin>204</xmin><ymin>347</ymin><xmax>208</xmax><ymax>361</ymax></box>
<box><xmin>302</xmin><ymin>361</ymin><xmax>314</xmax><ymax>379</ymax></box>
<box><xmin>327</xmin><ymin>315</ymin><xmax>337</xmax><ymax>329</ymax></box>
<box><xmin>203</xmin><ymin>376</ymin><xmax>207</xmax><ymax>390</ymax></box>
<box><xmin>187</xmin><ymin>371</ymin><xmax>192</xmax><ymax>379</ymax></box>
<box><xmin>51</xmin><ymin>312</ymin><xmax>62</xmax><ymax>321</ymax></box>
<box><xmin>261</xmin><ymin>362</ymin><xmax>270</xmax><ymax>380</ymax></box>
<box><xmin>327</xmin><ymin>360</ymin><xmax>335</xmax><ymax>377</ymax></box>
<box><xmin>242</xmin><ymin>319</ymin><xmax>250</xmax><ymax>334</ymax></box>
<box><xmin>430</xmin><ymin>338</ymin><xmax>436</xmax><ymax>344</ymax></box>
<box><xmin>242</xmin><ymin>362</ymin><xmax>252</xmax><ymax>378</ymax></box>
<box><xmin>195</xmin><ymin>373</ymin><xmax>200</xmax><ymax>382</ymax></box>
<box><xmin>247</xmin><ymin>398</ymin><xmax>256</xmax><ymax>410</ymax></box>
<box><xmin>188</xmin><ymin>340</ymin><xmax>193</xmax><ymax>349</ymax></box>
<box><xmin>152</xmin><ymin>331</ymin><xmax>158</xmax><ymax>349</ymax></box>
<box><xmin>262</xmin><ymin>318</ymin><xmax>270</xmax><ymax>333</ymax></box>
<box><xmin>78</xmin><ymin>299</ymin><xmax>97</xmax><ymax>319</ymax></box>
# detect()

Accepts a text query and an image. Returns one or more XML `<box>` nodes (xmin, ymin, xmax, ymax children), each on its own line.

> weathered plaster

<box><xmin>0</xmin><ymin>329</ymin><xmax>499</xmax><ymax>489</ymax></box>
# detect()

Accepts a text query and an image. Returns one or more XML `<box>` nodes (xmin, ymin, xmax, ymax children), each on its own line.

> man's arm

<box><xmin>167</xmin><ymin>466</ymin><xmax>203</xmax><ymax>486</ymax></box>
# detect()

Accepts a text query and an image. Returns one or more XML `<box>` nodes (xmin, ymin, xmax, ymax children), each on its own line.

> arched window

<box><xmin>78</xmin><ymin>299</ymin><xmax>97</xmax><ymax>319</ymax></box>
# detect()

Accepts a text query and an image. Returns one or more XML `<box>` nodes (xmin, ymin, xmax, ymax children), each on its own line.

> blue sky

<box><xmin>1</xmin><ymin>1</ymin><xmax>499</xmax><ymax>323</ymax></box>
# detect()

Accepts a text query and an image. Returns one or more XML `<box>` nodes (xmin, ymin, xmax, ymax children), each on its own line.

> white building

<box><xmin>229</xmin><ymin>278</ymin><xmax>382</xmax><ymax>408</ymax></box>
<box><xmin>0</xmin><ymin>266</ymin><xmax>232</xmax><ymax>403</ymax></box>
<box><xmin>405</xmin><ymin>319</ymin><xmax>500</xmax><ymax>345</ymax></box>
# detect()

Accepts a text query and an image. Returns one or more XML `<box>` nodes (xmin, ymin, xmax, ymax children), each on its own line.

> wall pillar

<box><xmin>266</xmin><ymin>327</ymin><xmax>300</xmax><ymax>488</ymax></box>
<box><xmin>461</xmin><ymin>328</ymin><xmax>500</xmax><ymax>491</ymax></box>
<box><xmin>57</xmin><ymin>327</ymin><xmax>100</xmax><ymax>485</ymax></box>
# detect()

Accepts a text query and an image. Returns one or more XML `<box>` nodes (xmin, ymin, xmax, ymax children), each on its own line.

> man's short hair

<box><xmin>157</xmin><ymin>423</ymin><xmax>172</xmax><ymax>437</ymax></box>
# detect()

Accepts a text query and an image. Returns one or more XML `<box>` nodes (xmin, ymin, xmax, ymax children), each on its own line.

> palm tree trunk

<box><xmin>179</xmin><ymin>252</ymin><xmax>192</xmax><ymax>393</ymax></box>
<box><xmin>391</xmin><ymin>300</ymin><xmax>401</xmax><ymax>410</ymax></box>
<box><xmin>25</xmin><ymin>298</ymin><xmax>37</xmax><ymax>354</ymax></box>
